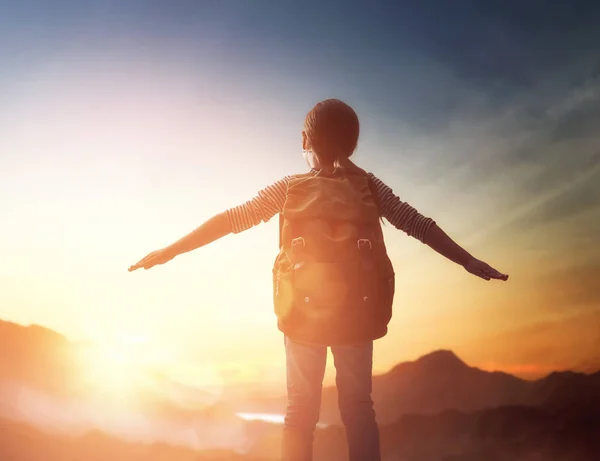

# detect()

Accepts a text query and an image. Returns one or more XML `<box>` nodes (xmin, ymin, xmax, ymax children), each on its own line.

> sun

<box><xmin>74</xmin><ymin>334</ymin><xmax>226</xmax><ymax>413</ymax></box>
<box><xmin>78</xmin><ymin>335</ymin><xmax>157</xmax><ymax>399</ymax></box>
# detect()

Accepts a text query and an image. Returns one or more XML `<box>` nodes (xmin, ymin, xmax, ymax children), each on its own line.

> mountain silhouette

<box><xmin>0</xmin><ymin>319</ymin><xmax>236</xmax><ymax>435</ymax></box>
<box><xmin>232</xmin><ymin>348</ymin><xmax>600</xmax><ymax>426</ymax></box>
<box><xmin>0</xmin><ymin>320</ymin><xmax>75</xmax><ymax>406</ymax></box>
<box><xmin>2</xmin><ymin>319</ymin><xmax>599</xmax><ymax>420</ymax></box>
<box><xmin>0</xmin><ymin>319</ymin><xmax>598</xmax><ymax>460</ymax></box>
<box><xmin>236</xmin><ymin>349</ymin><xmax>534</xmax><ymax>425</ymax></box>
<box><xmin>318</xmin><ymin>349</ymin><xmax>526</xmax><ymax>424</ymax></box>
<box><xmin>532</xmin><ymin>370</ymin><xmax>600</xmax><ymax>411</ymax></box>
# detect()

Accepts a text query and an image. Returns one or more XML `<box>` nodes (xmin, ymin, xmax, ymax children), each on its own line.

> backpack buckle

<box><xmin>291</xmin><ymin>237</ymin><xmax>306</xmax><ymax>251</ymax></box>
<box><xmin>357</xmin><ymin>239</ymin><xmax>372</xmax><ymax>251</ymax></box>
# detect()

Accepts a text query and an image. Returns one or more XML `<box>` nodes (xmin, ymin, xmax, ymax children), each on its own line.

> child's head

<box><xmin>302</xmin><ymin>99</ymin><xmax>359</xmax><ymax>169</ymax></box>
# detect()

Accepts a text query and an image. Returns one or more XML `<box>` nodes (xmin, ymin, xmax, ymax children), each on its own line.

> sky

<box><xmin>1</xmin><ymin>0</ymin><xmax>599</xmax><ymax>390</ymax></box>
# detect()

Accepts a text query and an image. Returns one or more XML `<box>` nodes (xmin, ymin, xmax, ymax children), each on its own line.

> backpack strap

<box><xmin>278</xmin><ymin>175</ymin><xmax>294</xmax><ymax>249</ymax></box>
<box><xmin>278</xmin><ymin>213</ymin><xmax>283</xmax><ymax>249</ymax></box>
<box><xmin>337</xmin><ymin>160</ymin><xmax>382</xmax><ymax>216</ymax></box>
<box><xmin>367</xmin><ymin>175</ymin><xmax>382</xmax><ymax>217</ymax></box>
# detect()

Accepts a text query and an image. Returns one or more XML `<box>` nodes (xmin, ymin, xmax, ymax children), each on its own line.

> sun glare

<box><xmin>79</xmin><ymin>335</ymin><xmax>155</xmax><ymax>399</ymax></box>
<box><xmin>73</xmin><ymin>333</ymin><xmax>226</xmax><ymax>414</ymax></box>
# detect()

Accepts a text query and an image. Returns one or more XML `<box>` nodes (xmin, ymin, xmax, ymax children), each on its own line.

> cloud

<box><xmin>464</xmin><ymin>150</ymin><xmax>600</xmax><ymax>248</ymax></box>
<box><xmin>471</xmin><ymin>308</ymin><xmax>600</xmax><ymax>378</ymax></box>
<box><xmin>430</xmin><ymin>71</ymin><xmax>600</xmax><ymax>237</ymax></box>
<box><xmin>535</xmin><ymin>262</ymin><xmax>600</xmax><ymax>311</ymax></box>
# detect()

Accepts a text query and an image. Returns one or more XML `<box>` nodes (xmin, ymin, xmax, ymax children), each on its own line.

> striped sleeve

<box><xmin>368</xmin><ymin>173</ymin><xmax>436</xmax><ymax>243</ymax></box>
<box><xmin>226</xmin><ymin>177</ymin><xmax>290</xmax><ymax>234</ymax></box>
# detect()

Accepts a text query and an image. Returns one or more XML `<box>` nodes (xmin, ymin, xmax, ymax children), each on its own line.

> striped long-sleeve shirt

<box><xmin>226</xmin><ymin>172</ymin><xmax>436</xmax><ymax>243</ymax></box>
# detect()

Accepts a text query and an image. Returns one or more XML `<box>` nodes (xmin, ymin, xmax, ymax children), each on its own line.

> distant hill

<box><xmin>4</xmin><ymin>319</ymin><xmax>598</xmax><ymax>426</ymax></box>
<box><xmin>235</xmin><ymin>350</ymin><xmax>600</xmax><ymax>426</ymax></box>
<box><xmin>0</xmin><ymin>319</ymin><xmax>239</xmax><ymax>446</ymax></box>
<box><xmin>0</xmin><ymin>319</ymin><xmax>598</xmax><ymax>461</ymax></box>
<box><xmin>0</xmin><ymin>321</ymin><xmax>600</xmax><ymax>424</ymax></box>
<box><xmin>341</xmin><ymin>349</ymin><xmax>528</xmax><ymax>424</ymax></box>
<box><xmin>0</xmin><ymin>321</ymin><xmax>73</xmax><ymax>393</ymax></box>
<box><xmin>529</xmin><ymin>369</ymin><xmax>600</xmax><ymax>411</ymax></box>
<box><xmin>0</xmin><ymin>319</ymin><xmax>220</xmax><ymax>405</ymax></box>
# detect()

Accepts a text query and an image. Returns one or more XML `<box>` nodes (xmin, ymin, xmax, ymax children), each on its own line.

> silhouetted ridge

<box><xmin>1</xmin><ymin>318</ymin><xmax>599</xmax><ymax>438</ymax></box>
<box><xmin>542</xmin><ymin>370</ymin><xmax>586</xmax><ymax>382</ymax></box>
<box><xmin>0</xmin><ymin>320</ymin><xmax>73</xmax><ymax>393</ymax></box>
<box><xmin>536</xmin><ymin>370</ymin><xmax>600</xmax><ymax>411</ymax></box>
<box><xmin>414</xmin><ymin>349</ymin><xmax>468</xmax><ymax>372</ymax></box>
<box><xmin>0</xmin><ymin>320</ymin><xmax>69</xmax><ymax>349</ymax></box>
<box><xmin>385</xmin><ymin>349</ymin><xmax>468</xmax><ymax>377</ymax></box>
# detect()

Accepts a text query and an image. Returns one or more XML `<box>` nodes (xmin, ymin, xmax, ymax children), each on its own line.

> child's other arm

<box><xmin>168</xmin><ymin>212</ymin><xmax>232</xmax><ymax>255</ymax></box>
<box><xmin>423</xmin><ymin>224</ymin><xmax>508</xmax><ymax>281</ymax></box>
<box><xmin>367</xmin><ymin>173</ymin><xmax>507</xmax><ymax>282</ymax></box>
<box><xmin>128</xmin><ymin>177</ymin><xmax>289</xmax><ymax>272</ymax></box>
<box><xmin>422</xmin><ymin>223</ymin><xmax>472</xmax><ymax>267</ymax></box>
<box><xmin>128</xmin><ymin>212</ymin><xmax>231</xmax><ymax>272</ymax></box>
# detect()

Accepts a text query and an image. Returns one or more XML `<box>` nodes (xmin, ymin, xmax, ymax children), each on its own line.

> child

<box><xmin>129</xmin><ymin>99</ymin><xmax>508</xmax><ymax>461</ymax></box>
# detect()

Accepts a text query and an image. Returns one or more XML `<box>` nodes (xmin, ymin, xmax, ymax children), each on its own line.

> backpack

<box><xmin>273</xmin><ymin>167</ymin><xmax>395</xmax><ymax>346</ymax></box>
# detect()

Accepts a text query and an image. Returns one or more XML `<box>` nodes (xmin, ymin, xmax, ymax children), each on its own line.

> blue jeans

<box><xmin>282</xmin><ymin>336</ymin><xmax>380</xmax><ymax>461</ymax></box>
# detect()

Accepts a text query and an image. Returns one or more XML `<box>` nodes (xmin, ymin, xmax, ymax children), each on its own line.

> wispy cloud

<box><xmin>470</xmin><ymin>309</ymin><xmax>600</xmax><ymax>378</ymax></box>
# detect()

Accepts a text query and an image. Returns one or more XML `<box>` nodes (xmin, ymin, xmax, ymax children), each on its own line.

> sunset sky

<box><xmin>1</xmin><ymin>0</ymin><xmax>599</xmax><ymax>391</ymax></box>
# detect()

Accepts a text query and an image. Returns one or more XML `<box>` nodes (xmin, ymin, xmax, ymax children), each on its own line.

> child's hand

<box><xmin>128</xmin><ymin>248</ymin><xmax>176</xmax><ymax>272</ymax></box>
<box><xmin>463</xmin><ymin>257</ymin><xmax>508</xmax><ymax>281</ymax></box>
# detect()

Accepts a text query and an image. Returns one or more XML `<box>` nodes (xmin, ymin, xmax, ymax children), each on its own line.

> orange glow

<box><xmin>78</xmin><ymin>336</ymin><xmax>153</xmax><ymax>399</ymax></box>
<box><xmin>478</xmin><ymin>362</ymin><xmax>556</xmax><ymax>377</ymax></box>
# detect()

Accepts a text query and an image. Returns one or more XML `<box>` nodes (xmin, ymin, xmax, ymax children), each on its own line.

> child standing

<box><xmin>129</xmin><ymin>99</ymin><xmax>508</xmax><ymax>461</ymax></box>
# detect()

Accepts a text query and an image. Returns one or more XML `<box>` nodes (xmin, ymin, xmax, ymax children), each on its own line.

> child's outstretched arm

<box><xmin>367</xmin><ymin>173</ymin><xmax>508</xmax><ymax>282</ymax></box>
<box><xmin>128</xmin><ymin>212</ymin><xmax>231</xmax><ymax>272</ymax></box>
<box><xmin>128</xmin><ymin>176</ymin><xmax>289</xmax><ymax>272</ymax></box>
<box><xmin>423</xmin><ymin>223</ymin><xmax>508</xmax><ymax>281</ymax></box>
